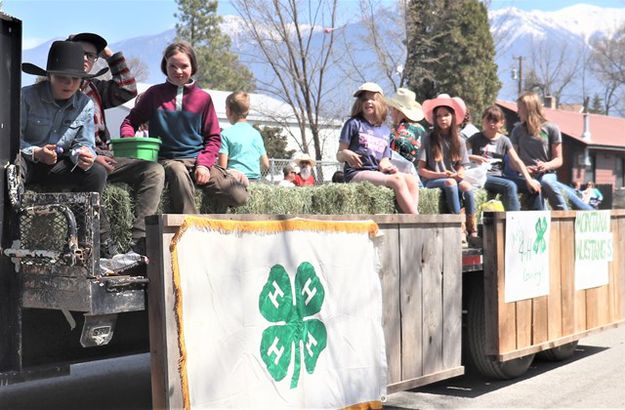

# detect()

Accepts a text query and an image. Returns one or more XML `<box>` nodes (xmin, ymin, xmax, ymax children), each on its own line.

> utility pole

<box><xmin>515</xmin><ymin>56</ymin><xmax>523</xmax><ymax>97</ymax></box>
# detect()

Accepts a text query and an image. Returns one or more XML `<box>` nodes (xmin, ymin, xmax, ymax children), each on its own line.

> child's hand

<box><xmin>526</xmin><ymin>164</ymin><xmax>539</xmax><ymax>175</ymax></box>
<box><xmin>380</xmin><ymin>164</ymin><xmax>397</xmax><ymax>174</ymax></box>
<box><xmin>526</xmin><ymin>178</ymin><xmax>542</xmax><ymax>193</ymax></box>
<box><xmin>35</xmin><ymin>144</ymin><xmax>58</xmax><ymax>165</ymax></box>
<box><xmin>95</xmin><ymin>155</ymin><xmax>117</xmax><ymax>173</ymax></box>
<box><xmin>76</xmin><ymin>147</ymin><xmax>96</xmax><ymax>170</ymax></box>
<box><xmin>472</xmin><ymin>155</ymin><xmax>489</xmax><ymax>165</ymax></box>
<box><xmin>341</xmin><ymin>150</ymin><xmax>363</xmax><ymax>168</ymax></box>
<box><xmin>195</xmin><ymin>166</ymin><xmax>211</xmax><ymax>185</ymax></box>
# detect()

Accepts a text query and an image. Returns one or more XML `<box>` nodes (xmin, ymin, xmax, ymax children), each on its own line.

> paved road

<box><xmin>1</xmin><ymin>326</ymin><xmax>624</xmax><ymax>409</ymax></box>
<box><xmin>386</xmin><ymin>325</ymin><xmax>625</xmax><ymax>409</ymax></box>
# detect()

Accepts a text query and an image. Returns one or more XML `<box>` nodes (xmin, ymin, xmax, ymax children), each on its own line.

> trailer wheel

<box><xmin>466</xmin><ymin>280</ymin><xmax>534</xmax><ymax>379</ymax></box>
<box><xmin>537</xmin><ymin>341</ymin><xmax>579</xmax><ymax>361</ymax></box>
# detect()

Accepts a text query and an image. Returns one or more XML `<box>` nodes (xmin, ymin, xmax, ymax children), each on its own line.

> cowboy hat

<box><xmin>387</xmin><ymin>88</ymin><xmax>424</xmax><ymax>122</ymax></box>
<box><xmin>293</xmin><ymin>153</ymin><xmax>316</xmax><ymax>167</ymax></box>
<box><xmin>22</xmin><ymin>41</ymin><xmax>109</xmax><ymax>78</ymax></box>
<box><xmin>422</xmin><ymin>94</ymin><xmax>467</xmax><ymax>125</ymax></box>
<box><xmin>67</xmin><ymin>32</ymin><xmax>107</xmax><ymax>54</ymax></box>
<box><xmin>353</xmin><ymin>82</ymin><xmax>384</xmax><ymax>97</ymax></box>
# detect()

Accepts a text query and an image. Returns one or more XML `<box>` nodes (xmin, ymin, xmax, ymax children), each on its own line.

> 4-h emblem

<box><xmin>259</xmin><ymin>262</ymin><xmax>327</xmax><ymax>388</ymax></box>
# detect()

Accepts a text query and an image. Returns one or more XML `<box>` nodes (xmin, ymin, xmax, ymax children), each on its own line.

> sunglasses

<box><xmin>84</xmin><ymin>52</ymin><xmax>99</xmax><ymax>63</ymax></box>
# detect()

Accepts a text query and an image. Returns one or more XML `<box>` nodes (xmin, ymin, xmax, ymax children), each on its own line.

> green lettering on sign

<box><xmin>533</xmin><ymin>216</ymin><xmax>548</xmax><ymax>254</ymax></box>
<box><xmin>259</xmin><ymin>262</ymin><xmax>327</xmax><ymax>389</ymax></box>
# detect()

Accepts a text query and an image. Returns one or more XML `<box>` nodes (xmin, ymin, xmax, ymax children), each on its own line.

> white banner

<box><xmin>170</xmin><ymin>217</ymin><xmax>387</xmax><ymax>409</ymax></box>
<box><xmin>575</xmin><ymin>210</ymin><xmax>613</xmax><ymax>290</ymax></box>
<box><xmin>505</xmin><ymin>211</ymin><xmax>551</xmax><ymax>302</ymax></box>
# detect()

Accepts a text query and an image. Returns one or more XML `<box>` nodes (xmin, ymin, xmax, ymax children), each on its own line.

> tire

<box><xmin>537</xmin><ymin>341</ymin><xmax>579</xmax><ymax>361</ymax></box>
<box><xmin>465</xmin><ymin>279</ymin><xmax>535</xmax><ymax>379</ymax></box>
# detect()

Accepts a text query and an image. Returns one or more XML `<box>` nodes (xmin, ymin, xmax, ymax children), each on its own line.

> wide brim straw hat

<box><xmin>422</xmin><ymin>94</ymin><xmax>467</xmax><ymax>125</ymax></box>
<box><xmin>353</xmin><ymin>82</ymin><xmax>384</xmax><ymax>97</ymax></box>
<box><xmin>22</xmin><ymin>40</ymin><xmax>108</xmax><ymax>79</ymax></box>
<box><xmin>67</xmin><ymin>32</ymin><xmax>108</xmax><ymax>54</ymax></box>
<box><xmin>294</xmin><ymin>153</ymin><xmax>316</xmax><ymax>167</ymax></box>
<box><xmin>387</xmin><ymin>88</ymin><xmax>424</xmax><ymax>122</ymax></box>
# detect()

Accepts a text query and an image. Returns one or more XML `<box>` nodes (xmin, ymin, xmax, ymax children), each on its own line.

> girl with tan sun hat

<box><xmin>387</xmin><ymin>88</ymin><xmax>427</xmax><ymax>165</ymax></box>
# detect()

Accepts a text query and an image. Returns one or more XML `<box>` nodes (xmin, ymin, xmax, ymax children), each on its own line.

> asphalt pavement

<box><xmin>1</xmin><ymin>326</ymin><xmax>624</xmax><ymax>409</ymax></box>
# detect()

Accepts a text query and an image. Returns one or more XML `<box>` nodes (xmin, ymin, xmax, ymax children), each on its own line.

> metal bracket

<box><xmin>80</xmin><ymin>314</ymin><xmax>117</xmax><ymax>347</ymax></box>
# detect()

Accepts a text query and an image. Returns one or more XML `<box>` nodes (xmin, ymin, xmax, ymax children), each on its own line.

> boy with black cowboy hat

<box><xmin>67</xmin><ymin>32</ymin><xmax>164</xmax><ymax>256</ymax></box>
<box><xmin>13</xmin><ymin>40</ymin><xmax>122</xmax><ymax>258</ymax></box>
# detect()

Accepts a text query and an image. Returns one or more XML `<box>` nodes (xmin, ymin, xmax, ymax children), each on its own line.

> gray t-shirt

<box><xmin>466</xmin><ymin>132</ymin><xmax>512</xmax><ymax>176</ymax></box>
<box><xmin>418</xmin><ymin>132</ymin><xmax>469</xmax><ymax>176</ymax></box>
<box><xmin>510</xmin><ymin>121</ymin><xmax>561</xmax><ymax>166</ymax></box>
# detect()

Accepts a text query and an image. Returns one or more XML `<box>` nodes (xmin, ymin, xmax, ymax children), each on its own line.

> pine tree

<box><xmin>175</xmin><ymin>0</ymin><xmax>255</xmax><ymax>91</ymax></box>
<box><xmin>254</xmin><ymin>125</ymin><xmax>295</xmax><ymax>159</ymax></box>
<box><xmin>404</xmin><ymin>0</ymin><xmax>500</xmax><ymax>117</ymax></box>
<box><xmin>589</xmin><ymin>94</ymin><xmax>604</xmax><ymax>114</ymax></box>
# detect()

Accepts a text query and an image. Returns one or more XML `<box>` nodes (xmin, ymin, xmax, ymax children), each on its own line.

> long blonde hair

<box><xmin>351</xmin><ymin>92</ymin><xmax>388</xmax><ymax>126</ymax></box>
<box><xmin>517</xmin><ymin>91</ymin><xmax>547</xmax><ymax>137</ymax></box>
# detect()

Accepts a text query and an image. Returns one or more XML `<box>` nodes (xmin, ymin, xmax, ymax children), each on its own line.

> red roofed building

<box><xmin>497</xmin><ymin>100</ymin><xmax>625</xmax><ymax>192</ymax></box>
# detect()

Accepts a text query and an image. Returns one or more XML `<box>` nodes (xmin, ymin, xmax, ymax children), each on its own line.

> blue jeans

<box><xmin>494</xmin><ymin>175</ymin><xmax>544</xmax><ymax>210</ymax></box>
<box><xmin>539</xmin><ymin>173</ymin><xmax>592</xmax><ymax>211</ymax></box>
<box><xmin>425</xmin><ymin>178</ymin><xmax>475</xmax><ymax>214</ymax></box>
<box><xmin>484</xmin><ymin>175</ymin><xmax>520</xmax><ymax>211</ymax></box>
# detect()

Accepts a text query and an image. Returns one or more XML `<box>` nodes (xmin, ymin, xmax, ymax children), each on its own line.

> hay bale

<box><xmin>101</xmin><ymin>184</ymin><xmax>134</xmax><ymax>251</ymax></box>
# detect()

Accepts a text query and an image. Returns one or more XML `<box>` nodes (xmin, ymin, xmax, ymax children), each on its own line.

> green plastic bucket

<box><xmin>111</xmin><ymin>137</ymin><xmax>161</xmax><ymax>161</ymax></box>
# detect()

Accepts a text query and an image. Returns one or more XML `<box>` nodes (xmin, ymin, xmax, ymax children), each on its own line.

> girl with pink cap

<box><xmin>417</xmin><ymin>94</ymin><xmax>477</xmax><ymax>243</ymax></box>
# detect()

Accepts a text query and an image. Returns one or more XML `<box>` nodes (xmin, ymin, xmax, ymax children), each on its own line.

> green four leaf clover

<box><xmin>259</xmin><ymin>262</ymin><xmax>327</xmax><ymax>389</ymax></box>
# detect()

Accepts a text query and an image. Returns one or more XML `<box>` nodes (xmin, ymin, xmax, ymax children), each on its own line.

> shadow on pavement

<box><xmin>0</xmin><ymin>353</ymin><xmax>152</xmax><ymax>410</ymax></box>
<box><xmin>386</xmin><ymin>343</ymin><xmax>606</xmax><ymax>406</ymax></box>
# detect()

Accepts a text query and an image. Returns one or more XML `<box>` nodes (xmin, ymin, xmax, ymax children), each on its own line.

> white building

<box><xmin>105</xmin><ymin>83</ymin><xmax>343</xmax><ymax>165</ymax></box>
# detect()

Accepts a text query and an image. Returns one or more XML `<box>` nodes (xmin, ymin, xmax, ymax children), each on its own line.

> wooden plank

<box><xmin>377</xmin><ymin>225</ymin><xmax>401</xmax><ymax>385</ymax></box>
<box><xmin>442</xmin><ymin>224</ymin><xmax>462</xmax><ymax>370</ymax></box>
<box><xmin>559</xmin><ymin>216</ymin><xmax>579</xmax><ymax>335</ymax></box>
<box><xmin>617</xmin><ymin>216</ymin><xmax>625</xmax><ymax>320</ymax></box>
<box><xmin>596</xmin><ymin>284</ymin><xmax>611</xmax><ymax>326</ymax></box>
<box><xmin>495</xmin><ymin>218</ymin><xmax>517</xmax><ymax>354</ymax></box>
<box><xmin>399</xmin><ymin>224</ymin><xmax>424</xmax><ymax>380</ymax></box>
<box><xmin>515</xmin><ymin>299</ymin><xmax>532</xmax><ymax>349</ymax></box>
<box><xmin>586</xmin><ymin>287</ymin><xmax>600</xmax><ymax>329</ymax></box>
<box><xmin>497</xmin><ymin>320</ymin><xmax>625</xmax><ymax>361</ymax></box>
<box><xmin>608</xmin><ymin>216</ymin><xmax>620</xmax><ymax>323</ymax></box>
<box><xmin>146</xmin><ymin>217</ymin><xmax>185</xmax><ymax>410</ymax></box>
<box><xmin>547</xmin><ymin>219</ymin><xmax>562</xmax><ymax>340</ymax></box>
<box><xmin>420</xmin><ymin>224</ymin><xmax>445</xmax><ymax>376</ymax></box>
<box><xmin>532</xmin><ymin>296</ymin><xmax>548</xmax><ymax>345</ymax></box>
<box><xmin>386</xmin><ymin>366</ymin><xmax>464</xmax><ymax>394</ymax></box>
<box><xmin>161</xmin><ymin>213</ymin><xmax>463</xmax><ymax>226</ymax></box>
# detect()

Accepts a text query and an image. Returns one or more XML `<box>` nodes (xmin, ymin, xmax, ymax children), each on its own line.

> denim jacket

<box><xmin>20</xmin><ymin>81</ymin><xmax>96</xmax><ymax>165</ymax></box>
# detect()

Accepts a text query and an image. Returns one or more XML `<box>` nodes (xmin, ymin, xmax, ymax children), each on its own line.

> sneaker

<box><xmin>6</xmin><ymin>163</ymin><xmax>24</xmax><ymax>209</ymax></box>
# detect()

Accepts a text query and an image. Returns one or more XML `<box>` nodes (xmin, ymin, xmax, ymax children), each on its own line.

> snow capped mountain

<box><xmin>20</xmin><ymin>5</ymin><xmax>625</xmax><ymax>106</ymax></box>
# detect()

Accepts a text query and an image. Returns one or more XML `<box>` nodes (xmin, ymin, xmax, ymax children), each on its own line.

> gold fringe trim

<box><xmin>343</xmin><ymin>400</ymin><xmax>384</xmax><ymax>410</ymax></box>
<box><xmin>170</xmin><ymin>216</ymin><xmax>378</xmax><ymax>252</ymax></box>
<box><xmin>171</xmin><ymin>244</ymin><xmax>190</xmax><ymax>410</ymax></box>
<box><xmin>169</xmin><ymin>216</ymin><xmax>379</xmax><ymax>409</ymax></box>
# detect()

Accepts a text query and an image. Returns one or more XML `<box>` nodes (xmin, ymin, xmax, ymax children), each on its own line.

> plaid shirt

<box><xmin>81</xmin><ymin>51</ymin><xmax>137</xmax><ymax>155</ymax></box>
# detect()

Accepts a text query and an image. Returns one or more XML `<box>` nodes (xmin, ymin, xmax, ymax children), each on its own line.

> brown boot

<box><xmin>466</xmin><ymin>213</ymin><xmax>481</xmax><ymax>247</ymax></box>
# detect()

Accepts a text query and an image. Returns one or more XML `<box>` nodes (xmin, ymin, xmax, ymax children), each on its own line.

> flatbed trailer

<box><xmin>1</xmin><ymin>12</ymin><xmax>624</xmax><ymax>398</ymax></box>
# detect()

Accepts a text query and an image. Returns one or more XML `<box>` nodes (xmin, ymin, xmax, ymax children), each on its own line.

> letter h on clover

<box><xmin>258</xmin><ymin>262</ymin><xmax>327</xmax><ymax>389</ymax></box>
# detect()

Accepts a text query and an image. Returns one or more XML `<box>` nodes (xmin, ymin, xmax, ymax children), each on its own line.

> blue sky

<box><xmin>3</xmin><ymin>0</ymin><xmax>625</xmax><ymax>49</ymax></box>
